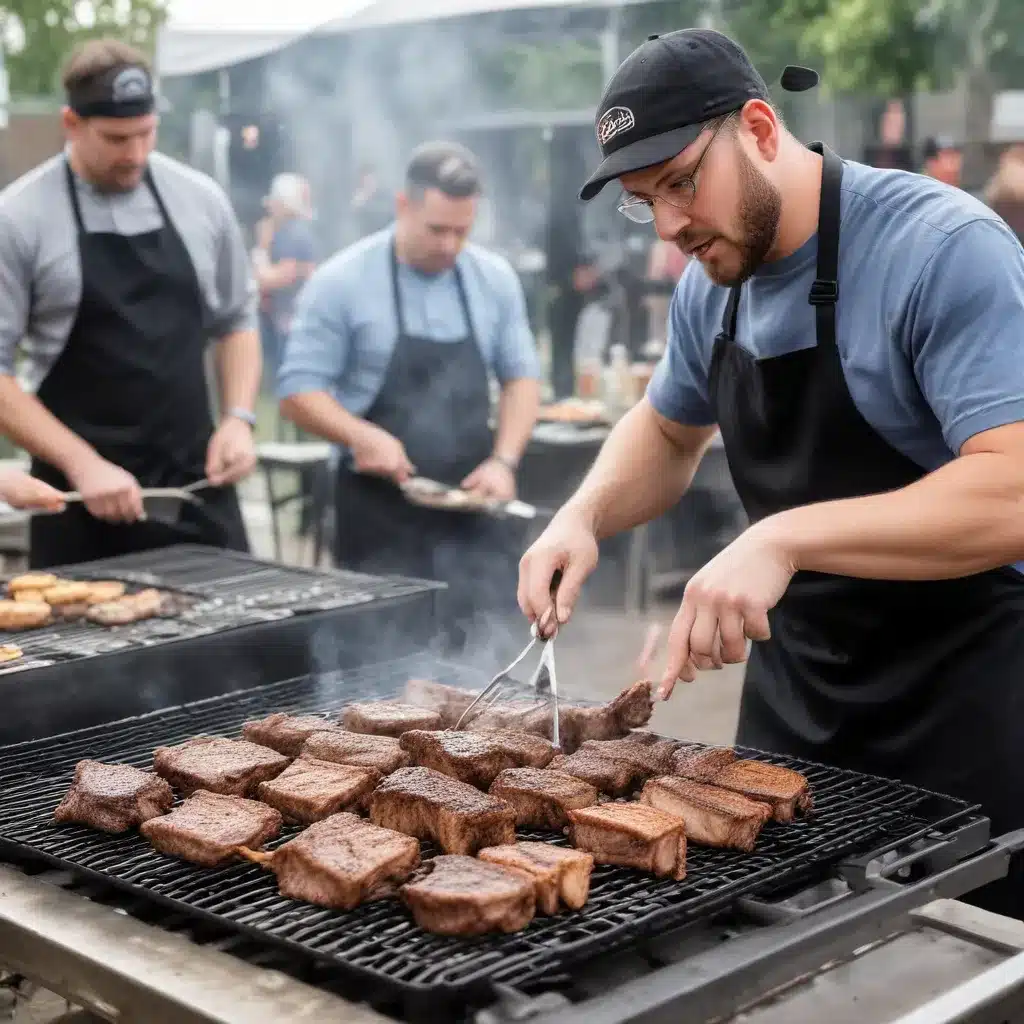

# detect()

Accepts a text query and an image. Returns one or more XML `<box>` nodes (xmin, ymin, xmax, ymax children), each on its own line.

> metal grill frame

<box><xmin>0</xmin><ymin>655</ymin><xmax>985</xmax><ymax>1021</ymax></box>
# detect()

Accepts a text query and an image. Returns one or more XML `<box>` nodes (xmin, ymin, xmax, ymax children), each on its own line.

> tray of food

<box><xmin>400</xmin><ymin>478</ymin><xmax>544</xmax><ymax>520</ymax></box>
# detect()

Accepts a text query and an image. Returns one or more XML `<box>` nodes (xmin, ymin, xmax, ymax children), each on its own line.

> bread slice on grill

<box><xmin>568</xmin><ymin>802</ymin><xmax>686</xmax><ymax>880</ymax></box>
<box><xmin>549</xmin><ymin>749</ymin><xmax>649</xmax><ymax>798</ymax></box>
<box><xmin>54</xmin><ymin>760</ymin><xmax>174</xmax><ymax>834</ymax></box>
<box><xmin>399</xmin><ymin>730</ymin><xmax>555</xmax><ymax>790</ymax></box>
<box><xmin>239</xmin><ymin>812</ymin><xmax>420</xmax><ymax>910</ymax></box>
<box><xmin>152</xmin><ymin>737</ymin><xmax>290</xmax><ymax>797</ymax></box>
<box><xmin>301</xmin><ymin>730</ymin><xmax>411</xmax><ymax>774</ymax></box>
<box><xmin>479</xmin><ymin>841</ymin><xmax>594</xmax><ymax>913</ymax></box>
<box><xmin>256</xmin><ymin>757</ymin><xmax>380</xmax><ymax>824</ymax></box>
<box><xmin>711</xmin><ymin>760</ymin><xmax>813</xmax><ymax>822</ymax></box>
<box><xmin>368</xmin><ymin>766</ymin><xmax>515</xmax><ymax>855</ymax></box>
<box><xmin>141</xmin><ymin>790</ymin><xmax>282</xmax><ymax>867</ymax></box>
<box><xmin>342</xmin><ymin>702</ymin><xmax>443</xmax><ymax>737</ymax></box>
<box><xmin>241</xmin><ymin>713</ymin><xmax>340</xmax><ymax>757</ymax></box>
<box><xmin>401</xmin><ymin>855</ymin><xmax>536</xmax><ymax>935</ymax></box>
<box><xmin>641</xmin><ymin>776</ymin><xmax>771</xmax><ymax>852</ymax></box>
<box><xmin>671</xmin><ymin>744</ymin><xmax>737</xmax><ymax>783</ymax></box>
<box><xmin>489</xmin><ymin>768</ymin><xmax>598</xmax><ymax>829</ymax></box>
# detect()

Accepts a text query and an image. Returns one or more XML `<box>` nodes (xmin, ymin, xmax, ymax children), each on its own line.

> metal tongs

<box><xmin>453</xmin><ymin>571</ymin><xmax>563</xmax><ymax>748</ymax></box>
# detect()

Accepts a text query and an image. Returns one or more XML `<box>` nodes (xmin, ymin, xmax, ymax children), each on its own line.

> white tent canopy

<box><xmin>158</xmin><ymin>0</ymin><xmax>629</xmax><ymax>77</ymax></box>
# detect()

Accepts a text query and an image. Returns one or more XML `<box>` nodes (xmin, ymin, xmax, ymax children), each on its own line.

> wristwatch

<box><xmin>491</xmin><ymin>453</ymin><xmax>518</xmax><ymax>473</ymax></box>
<box><xmin>226</xmin><ymin>407</ymin><xmax>257</xmax><ymax>428</ymax></box>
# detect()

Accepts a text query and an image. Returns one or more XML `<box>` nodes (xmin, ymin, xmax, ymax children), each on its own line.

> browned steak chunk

<box><xmin>53</xmin><ymin>760</ymin><xmax>174</xmax><ymax>834</ymax></box>
<box><xmin>152</xmin><ymin>737</ymin><xmax>290</xmax><ymax>797</ymax></box>
<box><xmin>301</xmin><ymin>731</ymin><xmax>411</xmax><ymax>774</ymax></box>
<box><xmin>580</xmin><ymin>737</ymin><xmax>679</xmax><ymax>778</ymax></box>
<box><xmin>711</xmin><ymin>761</ymin><xmax>813</xmax><ymax>823</ymax></box>
<box><xmin>342</xmin><ymin>702</ymin><xmax>443</xmax><ymax>737</ymax></box>
<box><xmin>568</xmin><ymin>802</ymin><xmax>687</xmax><ymax>880</ymax></box>
<box><xmin>549</xmin><ymin>750</ymin><xmax>649</xmax><ymax>798</ymax></box>
<box><xmin>241</xmin><ymin>713</ymin><xmax>339</xmax><ymax>757</ymax></box>
<box><xmin>489</xmin><ymin>768</ymin><xmax>598</xmax><ymax>830</ymax></box>
<box><xmin>140</xmin><ymin>791</ymin><xmax>282</xmax><ymax>867</ymax></box>
<box><xmin>479</xmin><ymin>841</ymin><xmax>594</xmax><ymax>914</ymax></box>
<box><xmin>241</xmin><ymin>812</ymin><xmax>420</xmax><ymax>910</ymax></box>
<box><xmin>256</xmin><ymin>758</ymin><xmax>380</xmax><ymax>824</ymax></box>
<box><xmin>641</xmin><ymin>776</ymin><xmax>771</xmax><ymax>852</ymax></box>
<box><xmin>368</xmin><ymin>766</ymin><xmax>515</xmax><ymax>855</ymax></box>
<box><xmin>403</xmin><ymin>679</ymin><xmax>478</xmax><ymax>728</ymax></box>
<box><xmin>399</xmin><ymin>730</ymin><xmax>555</xmax><ymax>790</ymax></box>
<box><xmin>671</xmin><ymin>744</ymin><xmax>737</xmax><ymax>782</ymax></box>
<box><xmin>401</xmin><ymin>855</ymin><xmax>536</xmax><ymax>935</ymax></box>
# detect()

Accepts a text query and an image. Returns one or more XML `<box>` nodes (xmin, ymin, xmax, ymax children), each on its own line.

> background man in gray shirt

<box><xmin>0</xmin><ymin>38</ymin><xmax>261</xmax><ymax>568</ymax></box>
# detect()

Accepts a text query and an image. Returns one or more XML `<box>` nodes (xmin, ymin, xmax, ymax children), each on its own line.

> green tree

<box><xmin>0</xmin><ymin>0</ymin><xmax>169</xmax><ymax>98</ymax></box>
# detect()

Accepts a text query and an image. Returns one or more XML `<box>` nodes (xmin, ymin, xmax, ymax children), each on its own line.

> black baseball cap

<box><xmin>581</xmin><ymin>29</ymin><xmax>818</xmax><ymax>201</ymax></box>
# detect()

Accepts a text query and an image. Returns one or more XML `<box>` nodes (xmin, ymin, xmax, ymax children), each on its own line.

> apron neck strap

<box><xmin>63</xmin><ymin>157</ymin><xmax>165</xmax><ymax>232</ymax></box>
<box><xmin>389</xmin><ymin>236</ymin><xmax>476</xmax><ymax>343</ymax></box>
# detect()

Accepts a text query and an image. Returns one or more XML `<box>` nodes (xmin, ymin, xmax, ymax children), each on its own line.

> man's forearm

<box><xmin>280</xmin><ymin>391</ymin><xmax>365</xmax><ymax>446</ymax></box>
<box><xmin>493</xmin><ymin>378</ymin><xmax>540</xmax><ymax>466</ymax></box>
<box><xmin>564</xmin><ymin>399</ymin><xmax>716</xmax><ymax>541</ymax></box>
<box><xmin>765</xmin><ymin>451</ymin><xmax>1024</xmax><ymax>580</ymax></box>
<box><xmin>0</xmin><ymin>375</ymin><xmax>96</xmax><ymax>474</ymax></box>
<box><xmin>215</xmin><ymin>330</ymin><xmax>261</xmax><ymax>414</ymax></box>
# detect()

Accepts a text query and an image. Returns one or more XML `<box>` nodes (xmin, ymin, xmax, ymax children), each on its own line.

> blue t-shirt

<box><xmin>648</xmin><ymin>158</ymin><xmax>1024</xmax><ymax>470</ymax></box>
<box><xmin>267</xmin><ymin>218</ymin><xmax>316</xmax><ymax>329</ymax></box>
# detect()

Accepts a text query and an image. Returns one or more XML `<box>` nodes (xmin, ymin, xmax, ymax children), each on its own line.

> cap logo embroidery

<box><xmin>597</xmin><ymin>106</ymin><xmax>635</xmax><ymax>148</ymax></box>
<box><xmin>111</xmin><ymin>67</ymin><xmax>150</xmax><ymax>103</ymax></box>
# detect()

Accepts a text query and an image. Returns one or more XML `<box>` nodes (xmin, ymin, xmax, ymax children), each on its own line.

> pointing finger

<box><xmin>660</xmin><ymin>597</ymin><xmax>697</xmax><ymax>696</ymax></box>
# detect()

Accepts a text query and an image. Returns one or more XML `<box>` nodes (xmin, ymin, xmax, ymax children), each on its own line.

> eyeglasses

<box><xmin>617</xmin><ymin>114</ymin><xmax>735</xmax><ymax>224</ymax></box>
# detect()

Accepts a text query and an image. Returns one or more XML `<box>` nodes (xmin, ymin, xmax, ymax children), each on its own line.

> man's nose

<box><xmin>653</xmin><ymin>202</ymin><xmax>690</xmax><ymax>242</ymax></box>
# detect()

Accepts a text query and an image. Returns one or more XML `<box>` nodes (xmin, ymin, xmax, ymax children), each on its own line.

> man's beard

<box><xmin>692</xmin><ymin>148</ymin><xmax>782</xmax><ymax>287</ymax></box>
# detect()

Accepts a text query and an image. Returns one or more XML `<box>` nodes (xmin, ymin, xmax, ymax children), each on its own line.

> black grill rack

<box><xmin>0</xmin><ymin>654</ymin><xmax>982</xmax><ymax>1022</ymax></box>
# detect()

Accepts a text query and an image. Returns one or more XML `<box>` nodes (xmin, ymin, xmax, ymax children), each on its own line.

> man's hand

<box><xmin>660</xmin><ymin>522</ymin><xmax>795</xmax><ymax>700</ymax></box>
<box><xmin>65</xmin><ymin>453</ymin><xmax>144</xmax><ymax>523</ymax></box>
<box><xmin>349</xmin><ymin>421</ymin><xmax>415</xmax><ymax>483</ymax></box>
<box><xmin>518</xmin><ymin>508</ymin><xmax>600</xmax><ymax>630</ymax></box>
<box><xmin>462</xmin><ymin>457</ymin><xmax>516</xmax><ymax>502</ymax></box>
<box><xmin>0</xmin><ymin>469</ymin><xmax>66</xmax><ymax>513</ymax></box>
<box><xmin>206</xmin><ymin>418</ymin><xmax>257</xmax><ymax>487</ymax></box>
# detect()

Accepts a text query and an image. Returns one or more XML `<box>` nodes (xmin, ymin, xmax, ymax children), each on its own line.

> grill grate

<box><xmin>0</xmin><ymin>546</ymin><xmax>440</xmax><ymax>668</ymax></box>
<box><xmin>0</xmin><ymin>655</ymin><xmax>979</xmax><ymax>1020</ymax></box>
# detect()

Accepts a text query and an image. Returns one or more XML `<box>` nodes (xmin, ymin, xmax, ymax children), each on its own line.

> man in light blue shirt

<box><xmin>279</xmin><ymin>141</ymin><xmax>541</xmax><ymax>654</ymax></box>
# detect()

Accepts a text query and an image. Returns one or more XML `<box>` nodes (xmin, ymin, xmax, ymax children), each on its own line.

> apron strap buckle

<box><xmin>808</xmin><ymin>279</ymin><xmax>839</xmax><ymax>306</ymax></box>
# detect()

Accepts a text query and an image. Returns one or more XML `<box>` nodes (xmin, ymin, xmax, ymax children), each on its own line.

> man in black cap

<box><xmin>520</xmin><ymin>29</ymin><xmax>1024</xmax><ymax>917</ymax></box>
<box><xmin>0</xmin><ymin>38</ymin><xmax>259</xmax><ymax>567</ymax></box>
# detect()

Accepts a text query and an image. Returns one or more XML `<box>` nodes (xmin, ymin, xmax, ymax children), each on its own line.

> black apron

<box><xmin>333</xmin><ymin>241</ymin><xmax>519</xmax><ymax>654</ymax></box>
<box><xmin>29</xmin><ymin>161</ymin><xmax>249</xmax><ymax>569</ymax></box>
<box><xmin>709</xmin><ymin>143</ymin><xmax>1024</xmax><ymax>919</ymax></box>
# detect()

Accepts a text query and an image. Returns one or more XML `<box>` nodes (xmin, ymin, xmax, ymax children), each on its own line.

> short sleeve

<box><xmin>907</xmin><ymin>219</ymin><xmax>1024</xmax><ymax>452</ymax></box>
<box><xmin>646</xmin><ymin>265</ymin><xmax>716</xmax><ymax>426</ymax></box>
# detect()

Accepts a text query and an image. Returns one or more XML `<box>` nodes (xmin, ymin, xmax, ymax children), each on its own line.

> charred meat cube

<box><xmin>479</xmin><ymin>841</ymin><xmax>594</xmax><ymax>914</ymax></box>
<box><xmin>550</xmin><ymin>750</ymin><xmax>649</xmax><ymax>798</ymax></box>
<box><xmin>465</xmin><ymin>700</ymin><xmax>546</xmax><ymax>732</ymax></box>
<box><xmin>403</xmin><ymin>679</ymin><xmax>479</xmax><ymax>728</ymax></box>
<box><xmin>671</xmin><ymin>744</ymin><xmax>738</xmax><ymax>783</ymax></box>
<box><xmin>712</xmin><ymin>760</ymin><xmax>813</xmax><ymax>823</ymax></box>
<box><xmin>54</xmin><ymin>760</ymin><xmax>174</xmax><ymax>834</ymax></box>
<box><xmin>342</xmin><ymin>701</ymin><xmax>443</xmax><ymax>737</ymax></box>
<box><xmin>241</xmin><ymin>713</ymin><xmax>339</xmax><ymax>757</ymax></box>
<box><xmin>256</xmin><ymin>757</ymin><xmax>380</xmax><ymax>824</ymax></box>
<box><xmin>489</xmin><ymin>768</ymin><xmax>598</xmax><ymax>830</ymax></box>
<box><xmin>399</xmin><ymin>730</ymin><xmax>555</xmax><ymax>790</ymax></box>
<box><xmin>152</xmin><ymin>737</ymin><xmax>290</xmax><ymax>797</ymax></box>
<box><xmin>641</xmin><ymin>776</ymin><xmax>771</xmax><ymax>852</ymax></box>
<box><xmin>580</xmin><ymin>737</ymin><xmax>680</xmax><ymax>778</ymax></box>
<box><xmin>569</xmin><ymin>802</ymin><xmax>687</xmax><ymax>880</ymax></box>
<box><xmin>302</xmin><ymin>730</ymin><xmax>411</xmax><ymax>774</ymax></box>
<box><xmin>240</xmin><ymin>812</ymin><xmax>420</xmax><ymax>910</ymax></box>
<box><xmin>140</xmin><ymin>790</ymin><xmax>282</xmax><ymax>868</ymax></box>
<box><xmin>401</xmin><ymin>855</ymin><xmax>536</xmax><ymax>936</ymax></box>
<box><xmin>521</xmin><ymin>682</ymin><xmax>656</xmax><ymax>753</ymax></box>
<box><xmin>368</xmin><ymin>766</ymin><xmax>515</xmax><ymax>855</ymax></box>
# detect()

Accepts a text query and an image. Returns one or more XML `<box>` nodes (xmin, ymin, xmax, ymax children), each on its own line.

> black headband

<box><xmin>68</xmin><ymin>64</ymin><xmax>155</xmax><ymax>118</ymax></box>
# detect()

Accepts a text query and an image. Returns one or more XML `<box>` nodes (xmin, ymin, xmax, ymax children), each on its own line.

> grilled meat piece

<box><xmin>671</xmin><ymin>744</ymin><xmax>738</xmax><ymax>783</ymax></box>
<box><xmin>641</xmin><ymin>776</ymin><xmax>771</xmax><ymax>852</ymax></box>
<box><xmin>0</xmin><ymin>599</ymin><xmax>51</xmax><ymax>630</ymax></box>
<box><xmin>241</xmin><ymin>713</ymin><xmax>339</xmax><ymax>757</ymax></box>
<box><xmin>479</xmin><ymin>842</ymin><xmax>594</xmax><ymax>913</ymax></box>
<box><xmin>549</xmin><ymin>750</ymin><xmax>649</xmax><ymax>798</ymax></box>
<box><xmin>141</xmin><ymin>790</ymin><xmax>282</xmax><ymax>867</ymax></box>
<box><xmin>302</xmin><ymin>731</ymin><xmax>411</xmax><ymax>774</ymax></box>
<box><xmin>403</xmin><ymin>678</ymin><xmax>478</xmax><ymax>728</ymax></box>
<box><xmin>401</xmin><ymin>855</ymin><xmax>536</xmax><ymax>936</ymax></box>
<box><xmin>580</xmin><ymin>738</ymin><xmax>679</xmax><ymax>778</ymax></box>
<box><xmin>256</xmin><ymin>757</ymin><xmax>380</xmax><ymax>824</ymax></box>
<box><xmin>465</xmin><ymin>700</ymin><xmax>546</xmax><ymax>732</ymax></box>
<box><xmin>43</xmin><ymin>581</ymin><xmax>92</xmax><ymax>606</ymax></box>
<box><xmin>569</xmin><ymin>802</ymin><xmax>687</xmax><ymax>880</ymax></box>
<box><xmin>86</xmin><ymin>601</ymin><xmax>137</xmax><ymax>626</ymax></box>
<box><xmin>152</xmin><ymin>737</ymin><xmax>290</xmax><ymax>797</ymax></box>
<box><xmin>712</xmin><ymin>760</ymin><xmax>813</xmax><ymax>823</ymax></box>
<box><xmin>489</xmin><ymin>768</ymin><xmax>598</xmax><ymax>829</ymax></box>
<box><xmin>239</xmin><ymin>812</ymin><xmax>420</xmax><ymax>910</ymax></box>
<box><xmin>368</xmin><ymin>766</ymin><xmax>515</xmax><ymax>855</ymax></box>
<box><xmin>8</xmin><ymin>572</ymin><xmax>58</xmax><ymax>593</ymax></box>
<box><xmin>85</xmin><ymin>581</ymin><xmax>127</xmax><ymax>604</ymax></box>
<box><xmin>54</xmin><ymin>760</ymin><xmax>174</xmax><ymax>834</ymax></box>
<box><xmin>343</xmin><ymin>701</ymin><xmax>443</xmax><ymax>737</ymax></box>
<box><xmin>399</xmin><ymin>730</ymin><xmax>555</xmax><ymax>790</ymax></box>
